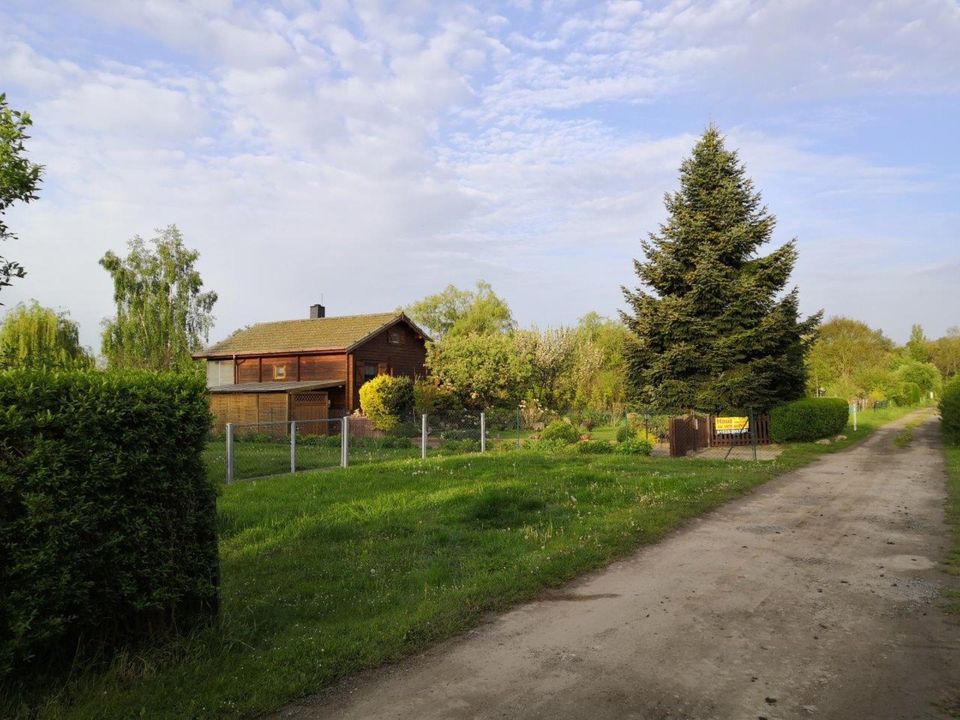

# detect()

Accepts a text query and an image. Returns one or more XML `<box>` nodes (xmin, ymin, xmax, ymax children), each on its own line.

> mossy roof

<box><xmin>198</xmin><ymin>312</ymin><xmax>412</xmax><ymax>357</ymax></box>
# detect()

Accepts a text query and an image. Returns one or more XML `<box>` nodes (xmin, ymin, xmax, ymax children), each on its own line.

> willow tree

<box><xmin>0</xmin><ymin>301</ymin><xmax>91</xmax><ymax>369</ymax></box>
<box><xmin>1</xmin><ymin>94</ymin><xmax>44</xmax><ymax>298</ymax></box>
<box><xmin>622</xmin><ymin>126</ymin><xmax>821</xmax><ymax>413</ymax></box>
<box><xmin>100</xmin><ymin>225</ymin><xmax>217</xmax><ymax>371</ymax></box>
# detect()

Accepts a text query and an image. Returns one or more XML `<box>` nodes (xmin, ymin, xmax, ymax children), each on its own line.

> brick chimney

<box><xmin>309</xmin><ymin>303</ymin><xmax>326</xmax><ymax>319</ymax></box>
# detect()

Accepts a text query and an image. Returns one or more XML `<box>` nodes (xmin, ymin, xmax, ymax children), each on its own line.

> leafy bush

<box><xmin>359</xmin><ymin>375</ymin><xmax>414</xmax><ymax>431</ymax></box>
<box><xmin>940</xmin><ymin>377</ymin><xmax>960</xmax><ymax>445</ymax></box>
<box><xmin>0</xmin><ymin>369</ymin><xmax>218</xmax><ymax>677</ymax></box>
<box><xmin>413</xmin><ymin>380</ymin><xmax>463</xmax><ymax>420</ymax></box>
<box><xmin>299</xmin><ymin>434</ymin><xmax>342</xmax><ymax>448</ymax></box>
<box><xmin>378</xmin><ymin>436</ymin><xmax>414</xmax><ymax>449</ymax></box>
<box><xmin>385</xmin><ymin>421</ymin><xmax>419</xmax><ymax>439</ymax></box>
<box><xmin>635</xmin><ymin>430</ymin><xmax>659</xmax><ymax>445</ymax></box>
<box><xmin>770</xmin><ymin>398</ymin><xmax>849</xmax><ymax>443</ymax></box>
<box><xmin>615</xmin><ymin>422</ymin><xmax>632</xmax><ymax>443</ymax></box>
<box><xmin>539</xmin><ymin>420</ymin><xmax>580</xmax><ymax>445</ymax></box>
<box><xmin>615</xmin><ymin>438</ymin><xmax>653</xmax><ymax>455</ymax></box>
<box><xmin>576</xmin><ymin>440</ymin><xmax>613</xmax><ymax>454</ymax></box>
<box><xmin>441</xmin><ymin>428</ymin><xmax>481</xmax><ymax>441</ymax></box>
<box><xmin>437</xmin><ymin>439</ymin><xmax>481</xmax><ymax>455</ymax></box>
<box><xmin>522</xmin><ymin>438</ymin><xmax>571</xmax><ymax>452</ymax></box>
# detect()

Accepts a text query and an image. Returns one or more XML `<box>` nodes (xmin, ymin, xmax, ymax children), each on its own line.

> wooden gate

<box><xmin>669</xmin><ymin>414</ymin><xmax>772</xmax><ymax>456</ymax></box>
<box><xmin>668</xmin><ymin>414</ymin><xmax>710</xmax><ymax>457</ymax></box>
<box><xmin>291</xmin><ymin>392</ymin><xmax>330</xmax><ymax>435</ymax></box>
<box><xmin>708</xmin><ymin>415</ymin><xmax>771</xmax><ymax>447</ymax></box>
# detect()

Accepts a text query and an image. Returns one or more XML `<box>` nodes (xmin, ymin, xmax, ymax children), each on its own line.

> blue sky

<box><xmin>1</xmin><ymin>0</ymin><xmax>958</xmax><ymax>350</ymax></box>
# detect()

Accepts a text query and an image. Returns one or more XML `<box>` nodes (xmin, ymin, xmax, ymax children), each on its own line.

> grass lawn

<box><xmin>943</xmin><ymin>443</ymin><xmax>960</xmax><ymax>605</ymax></box>
<box><xmin>3</xmin><ymin>405</ymin><xmax>919</xmax><ymax>719</ymax></box>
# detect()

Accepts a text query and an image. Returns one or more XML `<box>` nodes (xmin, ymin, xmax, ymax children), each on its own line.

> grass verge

<box><xmin>2</xmin><ymin>405</ymin><xmax>919</xmax><ymax>719</ymax></box>
<box><xmin>943</xmin><ymin>444</ymin><xmax>960</xmax><ymax>598</ymax></box>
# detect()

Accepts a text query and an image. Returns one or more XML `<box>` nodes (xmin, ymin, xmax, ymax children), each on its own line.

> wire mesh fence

<box><xmin>346</xmin><ymin>416</ymin><xmax>422</xmax><ymax>465</ymax></box>
<box><xmin>425</xmin><ymin>411</ymin><xmax>486</xmax><ymax>456</ymax></box>
<box><xmin>208</xmin><ymin>412</ymin><xmax>493</xmax><ymax>483</ymax></box>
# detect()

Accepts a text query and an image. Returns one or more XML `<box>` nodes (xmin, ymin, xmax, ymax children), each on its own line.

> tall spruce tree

<box><xmin>622</xmin><ymin>126</ymin><xmax>821</xmax><ymax>413</ymax></box>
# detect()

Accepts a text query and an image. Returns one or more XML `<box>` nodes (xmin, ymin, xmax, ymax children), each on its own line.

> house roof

<box><xmin>208</xmin><ymin>380</ymin><xmax>344</xmax><ymax>394</ymax></box>
<box><xmin>197</xmin><ymin>312</ymin><xmax>427</xmax><ymax>357</ymax></box>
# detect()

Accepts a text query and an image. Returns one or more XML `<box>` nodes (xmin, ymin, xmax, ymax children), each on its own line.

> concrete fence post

<box><xmin>421</xmin><ymin>414</ymin><xmax>428</xmax><ymax>459</ymax></box>
<box><xmin>480</xmin><ymin>411</ymin><xmax>486</xmax><ymax>453</ymax></box>
<box><xmin>290</xmin><ymin>421</ymin><xmax>297</xmax><ymax>474</ymax></box>
<box><xmin>225</xmin><ymin>423</ymin><xmax>234</xmax><ymax>484</ymax></box>
<box><xmin>341</xmin><ymin>416</ymin><xmax>349</xmax><ymax>468</ymax></box>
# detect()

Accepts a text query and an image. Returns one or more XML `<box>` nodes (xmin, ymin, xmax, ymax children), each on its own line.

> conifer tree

<box><xmin>622</xmin><ymin>127</ymin><xmax>821</xmax><ymax>412</ymax></box>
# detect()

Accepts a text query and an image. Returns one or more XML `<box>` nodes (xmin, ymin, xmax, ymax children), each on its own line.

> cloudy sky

<box><xmin>1</xmin><ymin>0</ymin><xmax>958</xmax><ymax>350</ymax></box>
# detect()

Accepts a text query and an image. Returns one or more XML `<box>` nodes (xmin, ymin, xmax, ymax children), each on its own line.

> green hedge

<box><xmin>941</xmin><ymin>377</ymin><xmax>960</xmax><ymax>445</ymax></box>
<box><xmin>770</xmin><ymin>398</ymin><xmax>849</xmax><ymax>443</ymax></box>
<box><xmin>539</xmin><ymin>420</ymin><xmax>580</xmax><ymax>445</ymax></box>
<box><xmin>0</xmin><ymin>370</ymin><xmax>219</xmax><ymax>677</ymax></box>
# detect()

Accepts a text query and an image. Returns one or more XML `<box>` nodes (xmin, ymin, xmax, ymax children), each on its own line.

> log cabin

<box><xmin>194</xmin><ymin>304</ymin><xmax>429</xmax><ymax>433</ymax></box>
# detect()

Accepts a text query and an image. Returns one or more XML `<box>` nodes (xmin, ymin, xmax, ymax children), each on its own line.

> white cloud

<box><xmin>0</xmin><ymin>0</ymin><xmax>956</xmax><ymax>349</ymax></box>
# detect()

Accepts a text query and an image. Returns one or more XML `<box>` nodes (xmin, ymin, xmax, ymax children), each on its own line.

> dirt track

<box><xmin>276</xmin><ymin>412</ymin><xmax>960</xmax><ymax>720</ymax></box>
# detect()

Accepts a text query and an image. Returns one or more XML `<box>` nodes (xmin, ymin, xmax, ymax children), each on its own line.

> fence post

<box><xmin>421</xmin><ymin>414</ymin><xmax>427</xmax><ymax>459</ymax></box>
<box><xmin>853</xmin><ymin>404</ymin><xmax>858</xmax><ymax>432</ymax></box>
<box><xmin>225</xmin><ymin>423</ymin><xmax>234</xmax><ymax>484</ymax></box>
<box><xmin>290</xmin><ymin>421</ymin><xmax>297</xmax><ymax>474</ymax></box>
<box><xmin>341</xmin><ymin>416</ymin><xmax>349</xmax><ymax>468</ymax></box>
<box><xmin>480</xmin><ymin>411</ymin><xmax>486</xmax><ymax>453</ymax></box>
<box><xmin>749</xmin><ymin>408</ymin><xmax>758</xmax><ymax>462</ymax></box>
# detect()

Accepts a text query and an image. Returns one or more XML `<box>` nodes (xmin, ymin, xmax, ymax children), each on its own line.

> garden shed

<box><xmin>208</xmin><ymin>380</ymin><xmax>342</xmax><ymax>435</ymax></box>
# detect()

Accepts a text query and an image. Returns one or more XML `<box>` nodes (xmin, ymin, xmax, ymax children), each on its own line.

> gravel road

<box><xmin>275</xmin><ymin>411</ymin><xmax>960</xmax><ymax>720</ymax></box>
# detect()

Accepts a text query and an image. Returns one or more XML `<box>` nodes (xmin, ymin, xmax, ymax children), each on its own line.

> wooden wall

<box><xmin>348</xmin><ymin>322</ymin><xmax>427</xmax><ymax>411</ymax></box>
<box><xmin>209</xmin><ymin>392</ymin><xmax>290</xmax><ymax>434</ymax></box>
<box><xmin>231</xmin><ymin>353</ymin><xmax>348</xmax><ymax>385</ymax></box>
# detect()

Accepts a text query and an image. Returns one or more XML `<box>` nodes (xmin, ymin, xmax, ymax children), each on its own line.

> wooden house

<box><xmin>195</xmin><ymin>305</ymin><xmax>429</xmax><ymax>433</ymax></box>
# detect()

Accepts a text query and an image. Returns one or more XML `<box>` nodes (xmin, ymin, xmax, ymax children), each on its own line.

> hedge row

<box><xmin>770</xmin><ymin>398</ymin><xmax>849</xmax><ymax>443</ymax></box>
<box><xmin>0</xmin><ymin>370</ymin><xmax>219</xmax><ymax>677</ymax></box>
<box><xmin>941</xmin><ymin>377</ymin><xmax>960</xmax><ymax>445</ymax></box>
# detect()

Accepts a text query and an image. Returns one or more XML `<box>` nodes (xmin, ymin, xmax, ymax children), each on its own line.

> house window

<box><xmin>363</xmin><ymin>362</ymin><xmax>378</xmax><ymax>384</ymax></box>
<box><xmin>273</xmin><ymin>365</ymin><xmax>287</xmax><ymax>380</ymax></box>
<box><xmin>388</xmin><ymin>329</ymin><xmax>403</xmax><ymax>345</ymax></box>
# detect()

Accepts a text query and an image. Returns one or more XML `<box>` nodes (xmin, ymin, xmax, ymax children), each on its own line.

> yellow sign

<box><xmin>714</xmin><ymin>416</ymin><xmax>749</xmax><ymax>434</ymax></box>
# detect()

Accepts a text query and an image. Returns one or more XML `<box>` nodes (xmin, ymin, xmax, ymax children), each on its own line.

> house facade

<box><xmin>195</xmin><ymin>305</ymin><xmax>429</xmax><ymax>432</ymax></box>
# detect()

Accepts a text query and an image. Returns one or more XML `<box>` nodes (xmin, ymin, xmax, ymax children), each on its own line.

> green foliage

<box><xmin>940</xmin><ymin>377</ymin><xmax>960</xmax><ymax>446</ymax></box>
<box><xmin>404</xmin><ymin>281</ymin><xmax>513</xmax><ymax>338</ymax></box>
<box><xmin>539</xmin><ymin>420</ymin><xmax>580</xmax><ymax>445</ymax></box>
<box><xmin>426</xmin><ymin>332</ymin><xmax>531</xmax><ymax>411</ymax></box>
<box><xmin>614</xmin><ymin>438</ymin><xmax>653</xmax><ymax>456</ymax></box>
<box><xmin>928</xmin><ymin>328</ymin><xmax>960</xmax><ymax>381</ymax></box>
<box><xmin>615</xmin><ymin>422</ymin><xmax>632</xmax><ymax>443</ymax></box>
<box><xmin>359</xmin><ymin>375</ymin><xmax>413</xmax><ymax>431</ymax></box>
<box><xmin>568</xmin><ymin>313</ymin><xmax>630</xmax><ymax>418</ymax></box>
<box><xmin>100</xmin><ymin>225</ymin><xmax>217</xmax><ymax>371</ymax></box>
<box><xmin>437</xmin><ymin>438</ymin><xmax>481</xmax><ymax>455</ymax></box>
<box><xmin>806</xmin><ymin>317</ymin><xmax>896</xmax><ymax>399</ymax></box>
<box><xmin>413</xmin><ymin>379</ymin><xmax>458</xmax><ymax>417</ymax></box>
<box><xmin>892</xmin><ymin>358</ymin><xmax>940</xmax><ymax>396</ymax></box>
<box><xmin>623</xmin><ymin>126</ymin><xmax>820</xmax><ymax>413</ymax></box>
<box><xmin>0</xmin><ymin>369</ymin><xmax>218</xmax><ymax>677</ymax></box>
<box><xmin>0</xmin><ymin>94</ymin><xmax>44</xmax><ymax>296</ymax></box>
<box><xmin>906</xmin><ymin>324</ymin><xmax>929</xmax><ymax>362</ymax></box>
<box><xmin>576</xmin><ymin>439</ymin><xmax>613</xmax><ymax>454</ymax></box>
<box><xmin>516</xmin><ymin>327</ymin><xmax>577</xmax><ymax>414</ymax></box>
<box><xmin>0</xmin><ymin>301</ymin><xmax>92</xmax><ymax>369</ymax></box>
<box><xmin>770</xmin><ymin>398</ymin><xmax>849</xmax><ymax>442</ymax></box>
<box><xmin>379</xmin><ymin>375</ymin><xmax>414</xmax><ymax>420</ymax></box>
